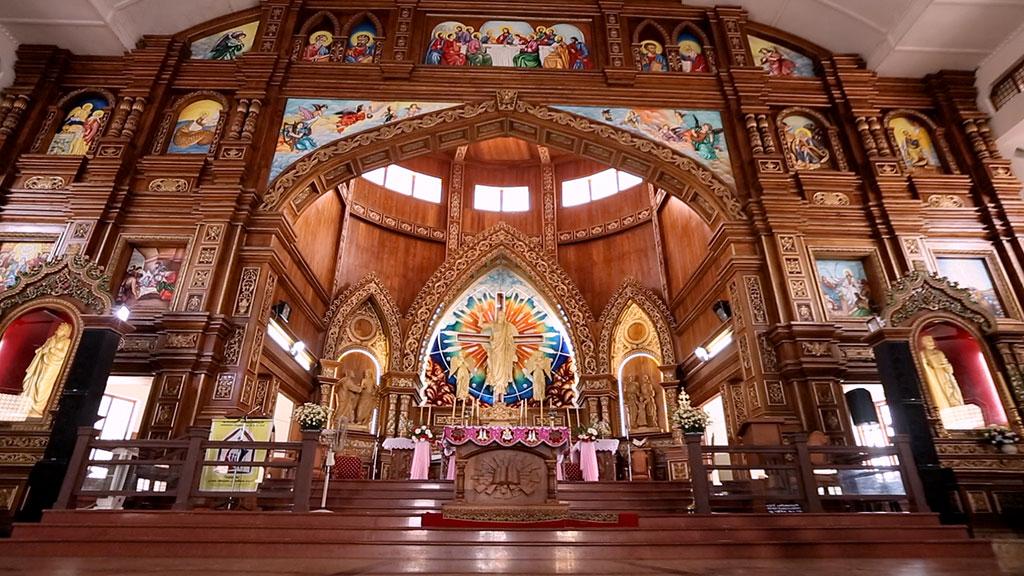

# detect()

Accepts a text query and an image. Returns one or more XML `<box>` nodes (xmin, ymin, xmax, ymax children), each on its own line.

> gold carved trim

<box><xmin>323</xmin><ymin>272</ymin><xmax>402</xmax><ymax>370</ymax></box>
<box><xmin>597</xmin><ymin>278</ymin><xmax>676</xmax><ymax>374</ymax></box>
<box><xmin>880</xmin><ymin>270</ymin><xmax>996</xmax><ymax>333</ymax></box>
<box><xmin>0</xmin><ymin>254</ymin><xmax>112</xmax><ymax>317</ymax></box>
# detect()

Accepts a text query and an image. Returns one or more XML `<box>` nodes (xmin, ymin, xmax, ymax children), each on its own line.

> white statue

<box><xmin>334</xmin><ymin>370</ymin><xmax>361</xmax><ymax>425</ymax></box>
<box><xmin>919</xmin><ymin>335</ymin><xmax>965</xmax><ymax>410</ymax></box>
<box><xmin>449</xmin><ymin>354</ymin><xmax>474</xmax><ymax>401</ymax></box>
<box><xmin>523</xmin><ymin>349</ymin><xmax>552</xmax><ymax>403</ymax></box>
<box><xmin>484</xmin><ymin>311</ymin><xmax>518</xmax><ymax>404</ymax></box>
<box><xmin>22</xmin><ymin>323</ymin><xmax>73</xmax><ymax>418</ymax></box>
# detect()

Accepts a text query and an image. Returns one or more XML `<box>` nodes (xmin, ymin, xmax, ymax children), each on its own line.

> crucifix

<box><xmin>451</xmin><ymin>292</ymin><xmax>547</xmax><ymax>405</ymax></box>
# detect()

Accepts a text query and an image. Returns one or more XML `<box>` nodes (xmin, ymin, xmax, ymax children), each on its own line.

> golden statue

<box><xmin>354</xmin><ymin>369</ymin><xmax>377</xmax><ymax>424</ymax></box>
<box><xmin>523</xmin><ymin>349</ymin><xmax>552</xmax><ymax>403</ymax></box>
<box><xmin>919</xmin><ymin>335</ymin><xmax>965</xmax><ymax>410</ymax></box>
<box><xmin>333</xmin><ymin>370</ymin><xmax>361</xmax><ymax>425</ymax></box>
<box><xmin>22</xmin><ymin>323</ymin><xmax>73</xmax><ymax>418</ymax></box>
<box><xmin>484</xmin><ymin>311</ymin><xmax>518</xmax><ymax>405</ymax></box>
<box><xmin>449</xmin><ymin>354</ymin><xmax>474</xmax><ymax>401</ymax></box>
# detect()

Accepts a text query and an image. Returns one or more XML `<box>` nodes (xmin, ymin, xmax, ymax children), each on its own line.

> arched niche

<box><xmin>884</xmin><ymin>110</ymin><xmax>959</xmax><ymax>176</ymax></box>
<box><xmin>630</xmin><ymin>19</ymin><xmax>671</xmax><ymax>73</ymax></box>
<box><xmin>330</xmin><ymin>348</ymin><xmax>381</xmax><ymax>431</ymax></box>
<box><xmin>339</xmin><ymin>12</ymin><xmax>384</xmax><ymax>65</ymax></box>
<box><xmin>598</xmin><ymin>277</ymin><xmax>676</xmax><ymax>375</ymax></box>
<box><xmin>292</xmin><ymin>11</ymin><xmax>342</xmax><ymax>63</ymax></box>
<box><xmin>152</xmin><ymin>91</ymin><xmax>229</xmax><ymax>157</ymax></box>
<box><xmin>669</xmin><ymin>22</ymin><xmax>715</xmax><ymax>73</ymax></box>
<box><xmin>617</xmin><ymin>352</ymin><xmax>665</xmax><ymax>435</ymax></box>
<box><xmin>35</xmin><ymin>88</ymin><xmax>115</xmax><ymax>156</ymax></box>
<box><xmin>776</xmin><ymin>107</ymin><xmax>849</xmax><ymax>172</ymax></box>
<box><xmin>322</xmin><ymin>272</ymin><xmax>402</xmax><ymax>372</ymax></box>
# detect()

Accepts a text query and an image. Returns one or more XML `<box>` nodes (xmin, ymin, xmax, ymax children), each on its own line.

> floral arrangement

<box><xmin>672</xmin><ymin>388</ymin><xmax>711</xmax><ymax>434</ymax></box>
<box><xmin>293</xmin><ymin>403</ymin><xmax>328</xmax><ymax>431</ymax></box>
<box><xmin>982</xmin><ymin>425</ymin><xmax>1019</xmax><ymax>447</ymax></box>
<box><xmin>412</xmin><ymin>425</ymin><xmax>434</xmax><ymax>442</ymax></box>
<box><xmin>575</xmin><ymin>426</ymin><xmax>599</xmax><ymax>442</ymax></box>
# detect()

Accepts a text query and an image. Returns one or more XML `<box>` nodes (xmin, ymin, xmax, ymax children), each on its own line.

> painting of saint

<box><xmin>551</xmin><ymin>105</ymin><xmax>734</xmax><ymax>188</ymax></box>
<box><xmin>638</xmin><ymin>41</ymin><xmax>667</xmax><ymax>72</ymax></box>
<box><xmin>115</xmin><ymin>247</ymin><xmax>186</xmax><ymax>310</ymax></box>
<box><xmin>748</xmin><ymin>34</ymin><xmax>815</xmax><ymax>78</ymax></box>
<box><xmin>889</xmin><ymin>116</ymin><xmax>942</xmax><ymax>174</ymax></box>
<box><xmin>0</xmin><ymin>242</ymin><xmax>51</xmax><ymax>288</ymax></box>
<box><xmin>936</xmin><ymin>257</ymin><xmax>1006</xmax><ymax>318</ymax></box>
<box><xmin>816</xmin><ymin>259</ymin><xmax>873</xmax><ymax>319</ymax></box>
<box><xmin>422</xmin><ymin>20</ymin><xmax>591</xmax><ymax>70</ymax></box>
<box><xmin>46</xmin><ymin>96</ymin><xmax>108</xmax><ymax>156</ymax></box>
<box><xmin>167</xmin><ymin>99</ymin><xmax>223</xmax><ymax>154</ymax></box>
<box><xmin>677</xmin><ymin>32</ymin><xmax>709</xmax><ymax>73</ymax></box>
<box><xmin>303</xmin><ymin>31</ymin><xmax>333</xmax><ymax>62</ymax></box>
<box><xmin>190</xmin><ymin>21</ymin><xmax>259</xmax><ymax>60</ymax></box>
<box><xmin>344</xmin><ymin>32</ymin><xmax>376</xmax><ymax>64</ymax></box>
<box><xmin>271</xmin><ymin>99</ymin><xmax>460</xmax><ymax>181</ymax></box>
<box><xmin>781</xmin><ymin>114</ymin><xmax>832</xmax><ymax>170</ymax></box>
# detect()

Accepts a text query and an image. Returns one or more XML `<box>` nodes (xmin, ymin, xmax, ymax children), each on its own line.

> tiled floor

<box><xmin>0</xmin><ymin>556</ymin><xmax>1017</xmax><ymax>576</ymax></box>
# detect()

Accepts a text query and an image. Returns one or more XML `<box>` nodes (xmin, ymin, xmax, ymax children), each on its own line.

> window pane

<box><xmin>590</xmin><ymin>168</ymin><xmax>618</xmax><ymax>200</ymax></box>
<box><xmin>562</xmin><ymin>178</ymin><xmax>590</xmax><ymax>207</ymax></box>
<box><xmin>363</xmin><ymin>167</ymin><xmax>387</xmax><ymax>186</ymax></box>
<box><xmin>474</xmin><ymin>185</ymin><xmax>502</xmax><ymax>212</ymax></box>
<box><xmin>617</xmin><ymin>170</ymin><xmax>643</xmax><ymax>190</ymax></box>
<box><xmin>502</xmin><ymin>186</ymin><xmax>530</xmax><ymax>212</ymax></box>
<box><xmin>413</xmin><ymin>174</ymin><xmax>443</xmax><ymax>203</ymax></box>
<box><xmin>384</xmin><ymin>165</ymin><xmax>414</xmax><ymax>195</ymax></box>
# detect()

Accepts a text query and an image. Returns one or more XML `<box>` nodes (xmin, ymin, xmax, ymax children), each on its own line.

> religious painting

<box><xmin>889</xmin><ymin>116</ymin><xmax>942</xmax><ymax>174</ymax></box>
<box><xmin>46</xmin><ymin>95</ymin><xmax>109</xmax><ymax>156</ymax></box>
<box><xmin>780</xmin><ymin>114</ymin><xmax>832</xmax><ymax>170</ymax></box>
<box><xmin>0</xmin><ymin>241</ymin><xmax>51</xmax><ymax>288</ymax></box>
<box><xmin>302</xmin><ymin>31</ymin><xmax>334</xmax><ymax>62</ymax></box>
<box><xmin>270</xmin><ymin>99</ymin><xmax>460</xmax><ymax>181</ymax></box>
<box><xmin>936</xmin><ymin>257</ymin><xmax>1006</xmax><ymax>318</ymax></box>
<box><xmin>676</xmin><ymin>31</ymin><xmax>709</xmax><ymax>73</ymax></box>
<box><xmin>344</xmin><ymin>20</ymin><xmax>378</xmax><ymax>64</ymax></box>
<box><xmin>115</xmin><ymin>247</ymin><xmax>186</xmax><ymax>310</ymax></box>
<box><xmin>167</xmin><ymin>99</ymin><xmax>223</xmax><ymax>154</ymax></box>
<box><xmin>190</xmin><ymin>21</ymin><xmax>259</xmax><ymax>60</ymax></box>
<box><xmin>748</xmin><ymin>34</ymin><xmax>815</xmax><ymax>78</ymax></box>
<box><xmin>423</xmin><ymin>20</ymin><xmax>592</xmax><ymax>70</ymax></box>
<box><xmin>815</xmin><ymin>258</ymin><xmax>874</xmax><ymax>319</ymax></box>
<box><xmin>638</xmin><ymin>40</ymin><xmax>668</xmax><ymax>72</ymax></box>
<box><xmin>550</xmin><ymin>105</ymin><xmax>734</xmax><ymax>187</ymax></box>
<box><xmin>422</xmin><ymin>267</ymin><xmax>576</xmax><ymax>407</ymax></box>
<box><xmin>0</xmin><ymin>307</ymin><xmax>75</xmax><ymax>422</ymax></box>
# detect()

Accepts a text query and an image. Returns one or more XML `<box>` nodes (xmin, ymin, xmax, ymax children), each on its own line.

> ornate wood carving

<box><xmin>0</xmin><ymin>254</ymin><xmax>113</xmax><ymax>318</ymax></box>
<box><xmin>880</xmin><ymin>271</ymin><xmax>996</xmax><ymax>333</ymax></box>
<box><xmin>323</xmin><ymin>272</ymin><xmax>402</xmax><ymax>369</ymax></box>
<box><xmin>597</xmin><ymin>278</ymin><xmax>677</xmax><ymax>374</ymax></box>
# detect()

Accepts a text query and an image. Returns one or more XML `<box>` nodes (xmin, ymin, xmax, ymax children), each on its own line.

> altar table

<box><xmin>570</xmin><ymin>439</ymin><xmax>619</xmax><ymax>482</ymax></box>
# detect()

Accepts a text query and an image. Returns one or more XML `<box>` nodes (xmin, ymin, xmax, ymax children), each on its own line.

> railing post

<box><xmin>292</xmin><ymin>431</ymin><xmax>319</xmax><ymax>513</ymax></box>
<box><xmin>893</xmin><ymin>434</ymin><xmax>931</xmax><ymax>513</ymax></box>
<box><xmin>173</xmin><ymin>427</ymin><xmax>207</xmax><ymax>511</ymax></box>
<box><xmin>793</xmin><ymin>434</ymin><xmax>824</xmax><ymax>513</ymax></box>
<box><xmin>684</xmin><ymin>433</ymin><xmax>711</xmax><ymax>514</ymax></box>
<box><xmin>53</xmin><ymin>426</ymin><xmax>97</xmax><ymax>510</ymax></box>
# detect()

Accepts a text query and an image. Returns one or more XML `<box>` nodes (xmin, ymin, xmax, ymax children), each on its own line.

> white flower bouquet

<box><xmin>294</xmin><ymin>402</ymin><xmax>328</xmax><ymax>431</ymax></box>
<box><xmin>672</xmin><ymin>389</ymin><xmax>711</xmax><ymax>434</ymax></box>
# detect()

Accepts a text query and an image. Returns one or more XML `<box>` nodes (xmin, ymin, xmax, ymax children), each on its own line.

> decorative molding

<box><xmin>148</xmin><ymin>178</ymin><xmax>190</xmax><ymax>193</ymax></box>
<box><xmin>557</xmin><ymin>208</ymin><xmax>653</xmax><ymax>244</ymax></box>
<box><xmin>350</xmin><ymin>201</ymin><xmax>446</xmax><ymax>242</ymax></box>
<box><xmin>811</xmin><ymin>191</ymin><xmax>850</xmax><ymax>206</ymax></box>
<box><xmin>23</xmin><ymin>176</ymin><xmax>66</xmax><ymax>190</ymax></box>
<box><xmin>926</xmin><ymin>194</ymin><xmax>964</xmax><ymax>208</ymax></box>
<box><xmin>233</xmin><ymin>267</ymin><xmax>260</xmax><ymax>316</ymax></box>
<box><xmin>0</xmin><ymin>254</ymin><xmax>112</xmax><ymax>318</ymax></box>
<box><xmin>164</xmin><ymin>333</ymin><xmax>198</xmax><ymax>349</ymax></box>
<box><xmin>880</xmin><ymin>271</ymin><xmax>996</xmax><ymax>333</ymax></box>
<box><xmin>597</xmin><ymin>278</ymin><xmax>676</xmax><ymax>374</ymax></box>
<box><xmin>323</xmin><ymin>272</ymin><xmax>402</xmax><ymax>369</ymax></box>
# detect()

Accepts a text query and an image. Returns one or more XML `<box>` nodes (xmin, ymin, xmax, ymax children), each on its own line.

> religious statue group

<box><xmin>625</xmin><ymin>374</ymin><xmax>659</xmax><ymax>430</ymax></box>
<box><xmin>333</xmin><ymin>369</ymin><xmax>377</xmax><ymax>427</ymax></box>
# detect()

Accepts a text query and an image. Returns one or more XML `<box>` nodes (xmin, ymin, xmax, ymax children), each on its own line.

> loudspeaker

<box><xmin>271</xmin><ymin>301</ymin><xmax>292</xmax><ymax>322</ymax></box>
<box><xmin>844</xmin><ymin>388</ymin><xmax>878</xmax><ymax>425</ymax></box>
<box><xmin>712</xmin><ymin>300</ymin><xmax>731</xmax><ymax>322</ymax></box>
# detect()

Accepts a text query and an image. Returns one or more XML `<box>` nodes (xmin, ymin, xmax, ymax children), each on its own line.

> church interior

<box><xmin>1</xmin><ymin>0</ymin><xmax>1024</xmax><ymax>574</ymax></box>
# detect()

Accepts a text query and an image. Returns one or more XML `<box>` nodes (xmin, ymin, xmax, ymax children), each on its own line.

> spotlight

<box><xmin>289</xmin><ymin>340</ymin><xmax>306</xmax><ymax>357</ymax></box>
<box><xmin>712</xmin><ymin>300</ymin><xmax>732</xmax><ymax>322</ymax></box>
<box><xmin>694</xmin><ymin>346</ymin><xmax>711</xmax><ymax>362</ymax></box>
<box><xmin>115</xmin><ymin>306</ymin><xmax>131</xmax><ymax>322</ymax></box>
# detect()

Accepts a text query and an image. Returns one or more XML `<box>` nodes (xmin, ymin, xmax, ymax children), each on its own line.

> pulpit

<box><xmin>441</xmin><ymin>425</ymin><xmax>570</xmax><ymax>521</ymax></box>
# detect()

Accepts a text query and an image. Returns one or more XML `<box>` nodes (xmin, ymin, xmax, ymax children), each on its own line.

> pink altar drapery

<box><xmin>410</xmin><ymin>440</ymin><xmax>431</xmax><ymax>480</ymax></box>
<box><xmin>579</xmin><ymin>440</ymin><xmax>599</xmax><ymax>482</ymax></box>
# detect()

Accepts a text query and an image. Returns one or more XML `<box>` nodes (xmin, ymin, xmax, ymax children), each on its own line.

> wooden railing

<box><xmin>54</xmin><ymin>426</ymin><xmax>319</xmax><ymax>512</ymax></box>
<box><xmin>684</xmin><ymin>433</ymin><xmax>929</xmax><ymax>514</ymax></box>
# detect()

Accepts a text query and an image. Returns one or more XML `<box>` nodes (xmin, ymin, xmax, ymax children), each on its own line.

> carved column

<box><xmin>446</xmin><ymin>145</ymin><xmax>467</xmax><ymax>256</ymax></box>
<box><xmin>538</xmin><ymin>146</ymin><xmax>557</xmax><ymax>258</ymax></box>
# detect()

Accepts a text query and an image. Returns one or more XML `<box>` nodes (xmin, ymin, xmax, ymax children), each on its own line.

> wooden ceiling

<box><xmin>444</xmin><ymin>137</ymin><xmax>572</xmax><ymax>165</ymax></box>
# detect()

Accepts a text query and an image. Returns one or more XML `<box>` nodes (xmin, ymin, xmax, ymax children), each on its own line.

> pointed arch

<box><xmin>631</xmin><ymin>19</ymin><xmax>671</xmax><ymax>45</ymax></box>
<box><xmin>260</xmin><ymin>93</ymin><xmax>745</xmax><ymax>225</ymax></box>
<box><xmin>597</xmin><ymin>278</ymin><xmax>676</xmax><ymax>374</ymax></box>
<box><xmin>323</xmin><ymin>272</ymin><xmax>402</xmax><ymax>371</ymax></box>
<box><xmin>670</xmin><ymin>21</ymin><xmax>716</xmax><ymax>73</ymax></box>
<box><xmin>883</xmin><ymin>109</ymin><xmax>960</xmax><ymax>174</ymax></box>
<box><xmin>298</xmin><ymin>11</ymin><xmax>341</xmax><ymax>36</ymax></box>
<box><xmin>340</xmin><ymin>11</ymin><xmax>384</xmax><ymax>38</ymax></box>
<box><xmin>401</xmin><ymin>222</ymin><xmax>598</xmax><ymax>374</ymax></box>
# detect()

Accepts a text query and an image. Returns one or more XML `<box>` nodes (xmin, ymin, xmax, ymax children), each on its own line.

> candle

<box><xmin>427</xmin><ymin>405</ymin><xmax>432</xmax><ymax>425</ymax></box>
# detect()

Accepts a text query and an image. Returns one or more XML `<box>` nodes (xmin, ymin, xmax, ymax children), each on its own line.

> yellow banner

<box><xmin>198</xmin><ymin>418</ymin><xmax>274</xmax><ymax>492</ymax></box>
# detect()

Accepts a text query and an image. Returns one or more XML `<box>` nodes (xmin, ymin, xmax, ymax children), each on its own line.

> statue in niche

<box><xmin>918</xmin><ymin>335</ymin><xmax>965</xmax><ymax>410</ymax></box>
<box><xmin>640</xmin><ymin>375</ymin><xmax>659</xmax><ymax>428</ymax></box>
<box><xmin>334</xmin><ymin>370</ymin><xmax>362</xmax><ymax>425</ymax></box>
<box><xmin>523</xmin><ymin>349</ymin><xmax>553</xmax><ymax>403</ymax></box>
<box><xmin>625</xmin><ymin>375</ymin><xmax>645</xmax><ymax>428</ymax></box>
<box><xmin>484</xmin><ymin>311</ymin><xmax>518</xmax><ymax>404</ymax></box>
<box><xmin>21</xmin><ymin>323</ymin><xmax>73</xmax><ymax>418</ymax></box>
<box><xmin>354</xmin><ymin>369</ymin><xmax>377</xmax><ymax>424</ymax></box>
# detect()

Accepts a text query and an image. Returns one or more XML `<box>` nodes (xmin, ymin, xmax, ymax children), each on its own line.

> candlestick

<box><xmin>427</xmin><ymin>405</ymin><xmax>432</xmax><ymax>425</ymax></box>
<box><xmin>452</xmin><ymin>398</ymin><xmax>457</xmax><ymax>420</ymax></box>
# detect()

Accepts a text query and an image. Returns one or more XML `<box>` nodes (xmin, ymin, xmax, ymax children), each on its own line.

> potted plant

<box><xmin>982</xmin><ymin>425</ymin><xmax>1020</xmax><ymax>454</ymax></box>
<box><xmin>672</xmin><ymin>388</ymin><xmax>711</xmax><ymax>434</ymax></box>
<box><xmin>294</xmin><ymin>402</ymin><xmax>328</xmax><ymax>431</ymax></box>
<box><xmin>411</xmin><ymin>425</ymin><xmax>434</xmax><ymax>442</ymax></box>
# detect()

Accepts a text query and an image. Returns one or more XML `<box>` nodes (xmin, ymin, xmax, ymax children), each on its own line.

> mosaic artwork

<box><xmin>936</xmin><ymin>257</ymin><xmax>1006</xmax><ymax>318</ymax></box>
<box><xmin>115</xmin><ymin>247</ymin><xmax>186</xmax><ymax>309</ymax></box>
<box><xmin>676</xmin><ymin>31</ymin><xmax>710</xmax><ymax>72</ymax></box>
<box><xmin>422</xmin><ymin>267</ymin><xmax>576</xmax><ymax>406</ymax></box>
<box><xmin>270</xmin><ymin>99</ymin><xmax>460</xmax><ymax>181</ymax></box>
<box><xmin>780</xmin><ymin>114</ymin><xmax>832</xmax><ymax>170</ymax></box>
<box><xmin>748</xmin><ymin>34</ymin><xmax>815</xmax><ymax>78</ymax></box>
<box><xmin>0</xmin><ymin>241</ymin><xmax>51</xmax><ymax>288</ymax></box>
<box><xmin>190</xmin><ymin>21</ymin><xmax>260</xmax><ymax>60</ymax></box>
<box><xmin>345</xmin><ymin>20</ymin><xmax>379</xmax><ymax>63</ymax></box>
<box><xmin>423</xmin><ymin>20</ymin><xmax>592</xmax><ymax>69</ymax></box>
<box><xmin>550</xmin><ymin>105</ymin><xmax>734</xmax><ymax>186</ymax></box>
<box><xmin>890</xmin><ymin>116</ymin><xmax>942</xmax><ymax>174</ymax></box>
<box><xmin>816</xmin><ymin>258</ymin><xmax>873</xmax><ymax>319</ymax></box>
<box><xmin>47</xmin><ymin>95</ymin><xmax>109</xmax><ymax>156</ymax></box>
<box><xmin>167</xmin><ymin>99</ymin><xmax>223</xmax><ymax>154</ymax></box>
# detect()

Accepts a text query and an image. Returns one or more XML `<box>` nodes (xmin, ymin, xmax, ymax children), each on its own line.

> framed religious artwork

<box><xmin>810</xmin><ymin>248</ymin><xmax>886</xmax><ymax>322</ymax></box>
<box><xmin>422</xmin><ymin>19</ymin><xmax>594</xmax><ymax>70</ymax></box>
<box><xmin>190</xmin><ymin>20</ymin><xmax>260</xmax><ymax>60</ymax></box>
<box><xmin>0</xmin><ymin>234</ymin><xmax>58</xmax><ymax>289</ymax></box>
<box><xmin>109</xmin><ymin>236</ymin><xmax>194</xmax><ymax>313</ymax></box>
<box><xmin>166</xmin><ymin>99</ymin><xmax>225</xmax><ymax>155</ymax></box>
<box><xmin>43</xmin><ymin>90</ymin><xmax>113</xmax><ymax>156</ymax></box>
<box><xmin>931</xmin><ymin>249</ymin><xmax>1017</xmax><ymax>320</ymax></box>
<box><xmin>884</xmin><ymin>111</ymin><xmax>955</xmax><ymax>175</ymax></box>
<box><xmin>747</xmin><ymin>33</ymin><xmax>815</xmax><ymax>78</ymax></box>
